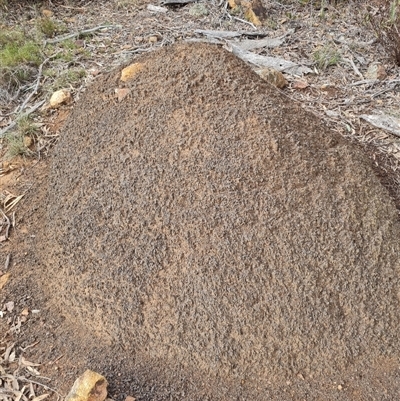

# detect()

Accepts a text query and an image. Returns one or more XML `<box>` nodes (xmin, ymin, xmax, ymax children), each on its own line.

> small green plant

<box><xmin>4</xmin><ymin>116</ymin><xmax>38</xmax><ymax>158</ymax></box>
<box><xmin>313</xmin><ymin>45</ymin><xmax>341</xmax><ymax>70</ymax></box>
<box><xmin>36</xmin><ymin>17</ymin><xmax>67</xmax><ymax>38</ymax></box>
<box><xmin>52</xmin><ymin>68</ymin><xmax>86</xmax><ymax>90</ymax></box>
<box><xmin>37</xmin><ymin>17</ymin><xmax>58</xmax><ymax>37</ymax></box>
<box><xmin>17</xmin><ymin>116</ymin><xmax>39</xmax><ymax>136</ymax></box>
<box><xmin>5</xmin><ymin>132</ymin><xmax>32</xmax><ymax>158</ymax></box>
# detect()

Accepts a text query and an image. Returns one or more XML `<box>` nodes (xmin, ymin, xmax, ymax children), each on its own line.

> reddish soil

<box><xmin>3</xmin><ymin>43</ymin><xmax>400</xmax><ymax>400</ymax></box>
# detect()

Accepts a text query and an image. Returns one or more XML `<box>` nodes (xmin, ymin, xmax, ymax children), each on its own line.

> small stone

<box><xmin>75</xmin><ymin>40</ymin><xmax>85</xmax><ymax>48</ymax></box>
<box><xmin>365</xmin><ymin>62</ymin><xmax>386</xmax><ymax>80</ymax></box>
<box><xmin>120</xmin><ymin>63</ymin><xmax>144</xmax><ymax>82</ymax></box>
<box><xmin>337</xmin><ymin>384</ymin><xmax>343</xmax><ymax>390</ymax></box>
<box><xmin>189</xmin><ymin>4</ymin><xmax>209</xmax><ymax>17</ymax></box>
<box><xmin>42</xmin><ymin>9</ymin><xmax>54</xmax><ymax>18</ymax></box>
<box><xmin>115</xmin><ymin>88</ymin><xmax>131</xmax><ymax>102</ymax></box>
<box><xmin>50</xmin><ymin>89</ymin><xmax>72</xmax><ymax>108</ymax></box>
<box><xmin>148</xmin><ymin>36</ymin><xmax>158</xmax><ymax>43</ymax></box>
<box><xmin>256</xmin><ymin>67</ymin><xmax>288</xmax><ymax>88</ymax></box>
<box><xmin>21</xmin><ymin>308</ymin><xmax>29</xmax><ymax>316</ymax></box>
<box><xmin>65</xmin><ymin>370</ymin><xmax>108</xmax><ymax>401</ymax></box>
<box><xmin>292</xmin><ymin>80</ymin><xmax>309</xmax><ymax>89</ymax></box>
<box><xmin>125</xmin><ymin>397</ymin><xmax>135</xmax><ymax>401</ymax></box>
<box><xmin>5</xmin><ymin>301</ymin><xmax>14</xmax><ymax>312</ymax></box>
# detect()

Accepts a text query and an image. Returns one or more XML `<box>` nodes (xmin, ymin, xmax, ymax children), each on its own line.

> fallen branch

<box><xmin>225</xmin><ymin>42</ymin><xmax>313</xmax><ymax>75</ymax></box>
<box><xmin>361</xmin><ymin>113</ymin><xmax>400</xmax><ymax>137</ymax></box>
<box><xmin>367</xmin><ymin>80</ymin><xmax>400</xmax><ymax>97</ymax></box>
<box><xmin>195</xmin><ymin>29</ymin><xmax>247</xmax><ymax>38</ymax></box>
<box><xmin>236</xmin><ymin>35</ymin><xmax>287</xmax><ymax>51</ymax></box>
<box><xmin>45</xmin><ymin>24</ymin><xmax>121</xmax><ymax>44</ymax></box>
<box><xmin>195</xmin><ymin>29</ymin><xmax>269</xmax><ymax>38</ymax></box>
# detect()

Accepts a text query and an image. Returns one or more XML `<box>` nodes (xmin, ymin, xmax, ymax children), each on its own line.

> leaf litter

<box><xmin>0</xmin><ymin>342</ymin><xmax>59</xmax><ymax>401</ymax></box>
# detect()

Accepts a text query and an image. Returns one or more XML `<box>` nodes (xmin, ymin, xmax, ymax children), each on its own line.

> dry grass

<box><xmin>368</xmin><ymin>0</ymin><xmax>400</xmax><ymax>65</ymax></box>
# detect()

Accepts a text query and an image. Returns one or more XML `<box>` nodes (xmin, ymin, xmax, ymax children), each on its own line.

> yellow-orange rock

<box><xmin>229</xmin><ymin>0</ymin><xmax>267</xmax><ymax>26</ymax></box>
<box><xmin>65</xmin><ymin>370</ymin><xmax>108</xmax><ymax>401</ymax></box>
<box><xmin>256</xmin><ymin>67</ymin><xmax>287</xmax><ymax>89</ymax></box>
<box><xmin>120</xmin><ymin>63</ymin><xmax>144</xmax><ymax>82</ymax></box>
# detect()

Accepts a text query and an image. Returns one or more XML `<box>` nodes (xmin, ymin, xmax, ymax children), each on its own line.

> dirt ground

<box><xmin>1</xmin><ymin>1</ymin><xmax>400</xmax><ymax>401</ymax></box>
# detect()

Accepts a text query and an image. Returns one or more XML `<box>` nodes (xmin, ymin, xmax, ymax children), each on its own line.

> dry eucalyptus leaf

<box><xmin>20</xmin><ymin>356</ymin><xmax>41</xmax><ymax>367</ymax></box>
<box><xmin>32</xmin><ymin>394</ymin><xmax>50</xmax><ymax>401</ymax></box>
<box><xmin>27</xmin><ymin>366</ymin><xmax>40</xmax><ymax>376</ymax></box>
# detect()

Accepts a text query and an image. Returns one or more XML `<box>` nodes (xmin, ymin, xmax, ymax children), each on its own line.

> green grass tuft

<box><xmin>0</xmin><ymin>30</ymin><xmax>42</xmax><ymax>68</ymax></box>
<box><xmin>313</xmin><ymin>45</ymin><xmax>341</xmax><ymax>70</ymax></box>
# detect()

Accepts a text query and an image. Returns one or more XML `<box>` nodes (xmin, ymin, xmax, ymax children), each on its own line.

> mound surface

<box><xmin>45</xmin><ymin>43</ymin><xmax>400</xmax><ymax>398</ymax></box>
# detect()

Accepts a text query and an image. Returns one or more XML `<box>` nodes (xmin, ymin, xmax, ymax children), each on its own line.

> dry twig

<box><xmin>45</xmin><ymin>25</ymin><xmax>121</xmax><ymax>44</ymax></box>
<box><xmin>0</xmin><ymin>100</ymin><xmax>45</xmax><ymax>138</ymax></box>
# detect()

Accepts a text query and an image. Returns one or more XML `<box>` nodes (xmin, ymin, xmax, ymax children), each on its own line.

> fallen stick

<box><xmin>0</xmin><ymin>209</ymin><xmax>10</xmax><ymax>242</ymax></box>
<box><xmin>343</xmin><ymin>57</ymin><xmax>363</xmax><ymax>79</ymax></box>
<box><xmin>4</xmin><ymin>254</ymin><xmax>10</xmax><ymax>270</ymax></box>
<box><xmin>232</xmin><ymin>16</ymin><xmax>257</xmax><ymax>29</ymax></box>
<box><xmin>0</xmin><ymin>100</ymin><xmax>45</xmax><ymax>138</ymax></box>
<box><xmin>195</xmin><ymin>29</ymin><xmax>269</xmax><ymax>38</ymax></box>
<box><xmin>45</xmin><ymin>24</ymin><xmax>120</xmax><ymax>44</ymax></box>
